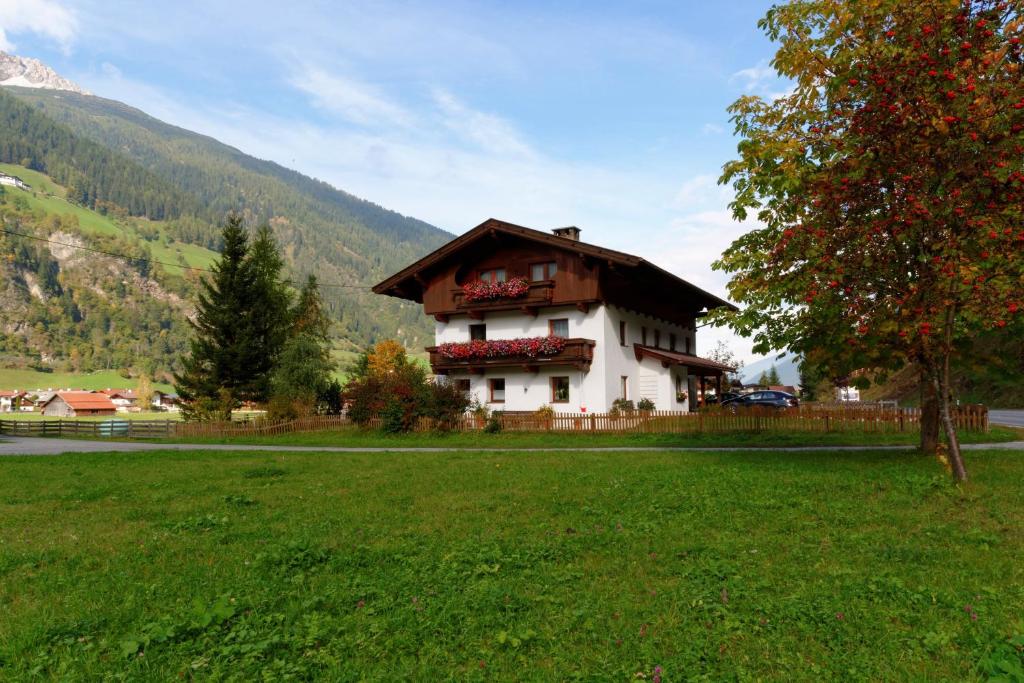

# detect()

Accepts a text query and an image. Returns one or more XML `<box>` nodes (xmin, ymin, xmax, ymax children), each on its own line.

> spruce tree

<box><xmin>174</xmin><ymin>215</ymin><xmax>256</xmax><ymax>418</ymax></box>
<box><xmin>243</xmin><ymin>225</ymin><xmax>292</xmax><ymax>403</ymax></box>
<box><xmin>766</xmin><ymin>365</ymin><xmax>781</xmax><ymax>386</ymax></box>
<box><xmin>269</xmin><ymin>276</ymin><xmax>336</xmax><ymax>416</ymax></box>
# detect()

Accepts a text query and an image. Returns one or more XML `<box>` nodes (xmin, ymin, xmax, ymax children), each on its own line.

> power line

<box><xmin>0</xmin><ymin>227</ymin><xmax>375</xmax><ymax>290</ymax></box>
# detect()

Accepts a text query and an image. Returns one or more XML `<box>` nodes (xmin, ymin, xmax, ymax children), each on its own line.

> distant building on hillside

<box><xmin>40</xmin><ymin>391</ymin><xmax>117</xmax><ymax>417</ymax></box>
<box><xmin>836</xmin><ymin>386</ymin><xmax>860</xmax><ymax>402</ymax></box>
<box><xmin>0</xmin><ymin>172</ymin><xmax>30</xmax><ymax>190</ymax></box>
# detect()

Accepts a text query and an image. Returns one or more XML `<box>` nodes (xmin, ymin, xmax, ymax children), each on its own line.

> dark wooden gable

<box><xmin>373</xmin><ymin>218</ymin><xmax>735</xmax><ymax>323</ymax></box>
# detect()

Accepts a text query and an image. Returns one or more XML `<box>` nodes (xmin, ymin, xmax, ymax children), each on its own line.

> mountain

<box><xmin>0</xmin><ymin>52</ymin><xmax>90</xmax><ymax>94</ymax></box>
<box><xmin>740</xmin><ymin>352</ymin><xmax>801</xmax><ymax>387</ymax></box>
<box><xmin>0</xmin><ymin>53</ymin><xmax>454</xmax><ymax>379</ymax></box>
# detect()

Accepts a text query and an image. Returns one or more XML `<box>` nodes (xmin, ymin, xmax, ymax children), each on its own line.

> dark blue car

<box><xmin>721</xmin><ymin>391</ymin><xmax>799</xmax><ymax>411</ymax></box>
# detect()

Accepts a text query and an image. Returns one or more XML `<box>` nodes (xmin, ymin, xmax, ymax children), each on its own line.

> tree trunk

<box><xmin>935</xmin><ymin>369</ymin><xmax>967</xmax><ymax>482</ymax></box>
<box><xmin>928</xmin><ymin>307</ymin><xmax>967</xmax><ymax>482</ymax></box>
<box><xmin>920</xmin><ymin>365</ymin><xmax>939</xmax><ymax>456</ymax></box>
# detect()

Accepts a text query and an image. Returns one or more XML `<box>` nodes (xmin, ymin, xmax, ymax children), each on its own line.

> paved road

<box><xmin>990</xmin><ymin>410</ymin><xmax>1024</xmax><ymax>428</ymax></box>
<box><xmin>1</xmin><ymin>436</ymin><xmax>1023</xmax><ymax>457</ymax></box>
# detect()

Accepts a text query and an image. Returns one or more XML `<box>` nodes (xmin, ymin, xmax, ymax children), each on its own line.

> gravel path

<box><xmin>1</xmin><ymin>436</ymin><xmax>1023</xmax><ymax>457</ymax></box>
<box><xmin>990</xmin><ymin>410</ymin><xmax>1024</xmax><ymax>428</ymax></box>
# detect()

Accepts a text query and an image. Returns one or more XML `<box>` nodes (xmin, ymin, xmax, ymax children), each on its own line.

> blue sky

<box><xmin>2</xmin><ymin>0</ymin><xmax>790</xmax><ymax>364</ymax></box>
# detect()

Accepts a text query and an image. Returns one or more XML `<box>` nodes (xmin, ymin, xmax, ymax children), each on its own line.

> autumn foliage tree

<box><xmin>714</xmin><ymin>0</ymin><xmax>1024</xmax><ymax>480</ymax></box>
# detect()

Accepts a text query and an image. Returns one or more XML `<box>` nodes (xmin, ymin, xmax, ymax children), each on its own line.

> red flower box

<box><xmin>438</xmin><ymin>335</ymin><xmax>567</xmax><ymax>360</ymax></box>
<box><xmin>462</xmin><ymin>277</ymin><xmax>530</xmax><ymax>303</ymax></box>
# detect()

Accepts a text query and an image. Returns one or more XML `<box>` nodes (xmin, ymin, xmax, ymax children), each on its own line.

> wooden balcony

<box><xmin>449</xmin><ymin>280</ymin><xmax>555</xmax><ymax>318</ymax></box>
<box><xmin>428</xmin><ymin>337</ymin><xmax>596</xmax><ymax>374</ymax></box>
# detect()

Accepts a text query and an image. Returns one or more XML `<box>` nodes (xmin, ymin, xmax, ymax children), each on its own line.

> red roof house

<box><xmin>40</xmin><ymin>392</ymin><xmax>117</xmax><ymax>417</ymax></box>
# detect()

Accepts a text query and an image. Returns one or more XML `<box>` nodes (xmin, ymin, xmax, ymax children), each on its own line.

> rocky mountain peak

<box><xmin>0</xmin><ymin>52</ymin><xmax>90</xmax><ymax>95</ymax></box>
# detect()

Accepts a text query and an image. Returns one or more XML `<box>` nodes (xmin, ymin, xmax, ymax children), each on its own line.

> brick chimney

<box><xmin>551</xmin><ymin>226</ymin><xmax>581</xmax><ymax>241</ymax></box>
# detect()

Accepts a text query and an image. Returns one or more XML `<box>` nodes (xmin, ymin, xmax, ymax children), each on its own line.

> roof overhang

<box><xmin>633</xmin><ymin>344</ymin><xmax>736</xmax><ymax>376</ymax></box>
<box><xmin>373</xmin><ymin>217</ymin><xmax>737</xmax><ymax>312</ymax></box>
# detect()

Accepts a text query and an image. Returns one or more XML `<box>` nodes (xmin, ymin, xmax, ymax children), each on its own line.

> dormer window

<box><xmin>530</xmin><ymin>262</ymin><xmax>557</xmax><ymax>281</ymax></box>
<box><xmin>479</xmin><ymin>268</ymin><xmax>506</xmax><ymax>283</ymax></box>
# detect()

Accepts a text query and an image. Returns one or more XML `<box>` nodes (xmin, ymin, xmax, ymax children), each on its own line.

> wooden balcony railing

<box><xmin>450</xmin><ymin>280</ymin><xmax>555</xmax><ymax>314</ymax></box>
<box><xmin>427</xmin><ymin>337</ymin><xmax>596</xmax><ymax>373</ymax></box>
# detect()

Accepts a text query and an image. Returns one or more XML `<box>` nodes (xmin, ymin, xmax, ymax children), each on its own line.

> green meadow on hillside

<box><xmin>0</xmin><ymin>368</ymin><xmax>172</xmax><ymax>393</ymax></box>
<box><xmin>0</xmin><ymin>163</ymin><xmax>217</xmax><ymax>274</ymax></box>
<box><xmin>1</xmin><ymin>447</ymin><xmax>1022</xmax><ymax>679</ymax></box>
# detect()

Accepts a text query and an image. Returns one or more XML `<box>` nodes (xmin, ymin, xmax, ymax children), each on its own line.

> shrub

<box><xmin>484</xmin><ymin>412</ymin><xmax>503</xmax><ymax>434</ymax></box>
<box><xmin>637</xmin><ymin>397</ymin><xmax>656</xmax><ymax>411</ymax></box>
<box><xmin>344</xmin><ymin>352</ymin><xmax>469</xmax><ymax>433</ymax></box>
<box><xmin>534</xmin><ymin>404</ymin><xmax>555</xmax><ymax>419</ymax></box>
<box><xmin>611</xmin><ymin>398</ymin><xmax>635</xmax><ymax>415</ymax></box>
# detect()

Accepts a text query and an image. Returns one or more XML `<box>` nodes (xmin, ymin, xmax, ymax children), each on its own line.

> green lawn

<box><xmin>1</xmin><ymin>447</ymin><xmax>1022</xmax><ymax>679</ymax></box>
<box><xmin>158</xmin><ymin>424</ymin><xmax>1022</xmax><ymax>449</ymax></box>
<box><xmin>0</xmin><ymin>368</ymin><xmax>173</xmax><ymax>393</ymax></box>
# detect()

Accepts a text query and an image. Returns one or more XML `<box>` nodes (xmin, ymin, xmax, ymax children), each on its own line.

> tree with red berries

<box><xmin>715</xmin><ymin>0</ymin><xmax>1024</xmax><ymax>481</ymax></box>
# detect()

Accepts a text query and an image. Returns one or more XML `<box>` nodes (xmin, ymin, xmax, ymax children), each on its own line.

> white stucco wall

<box><xmin>434</xmin><ymin>304</ymin><xmax>698</xmax><ymax>412</ymax></box>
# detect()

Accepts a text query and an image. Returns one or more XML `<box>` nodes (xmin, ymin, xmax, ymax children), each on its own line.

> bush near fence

<box><xmin>0</xmin><ymin>404</ymin><xmax>987</xmax><ymax>439</ymax></box>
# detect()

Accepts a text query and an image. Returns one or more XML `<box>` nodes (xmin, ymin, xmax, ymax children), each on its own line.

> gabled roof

<box><xmin>44</xmin><ymin>391</ymin><xmax>117</xmax><ymax>411</ymax></box>
<box><xmin>101</xmin><ymin>389</ymin><xmax>137</xmax><ymax>400</ymax></box>
<box><xmin>633</xmin><ymin>344</ymin><xmax>737</xmax><ymax>375</ymax></box>
<box><xmin>373</xmin><ymin>218</ymin><xmax>736</xmax><ymax>312</ymax></box>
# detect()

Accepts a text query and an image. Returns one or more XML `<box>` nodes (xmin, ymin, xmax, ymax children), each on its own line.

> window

<box><xmin>470</xmin><ymin>324</ymin><xmax>486</xmax><ymax>341</ymax></box>
<box><xmin>685</xmin><ymin>337</ymin><xmax>692</xmax><ymax>355</ymax></box>
<box><xmin>531</xmin><ymin>261</ymin><xmax>557</xmax><ymax>281</ymax></box>
<box><xmin>641</xmin><ymin>326</ymin><xmax>648</xmax><ymax>346</ymax></box>
<box><xmin>619</xmin><ymin>321</ymin><xmax>627</xmax><ymax>346</ymax></box>
<box><xmin>551</xmin><ymin>376</ymin><xmax>570</xmax><ymax>403</ymax></box>
<box><xmin>549</xmin><ymin>318</ymin><xmax>569</xmax><ymax>337</ymax></box>
<box><xmin>669</xmin><ymin>333</ymin><xmax>677</xmax><ymax>352</ymax></box>
<box><xmin>456</xmin><ymin>379</ymin><xmax>471</xmax><ymax>394</ymax></box>
<box><xmin>479</xmin><ymin>268</ymin><xmax>506</xmax><ymax>283</ymax></box>
<box><xmin>488</xmin><ymin>378</ymin><xmax>506</xmax><ymax>403</ymax></box>
<box><xmin>654</xmin><ymin>330</ymin><xmax>661</xmax><ymax>348</ymax></box>
<box><xmin>620</xmin><ymin>376</ymin><xmax>629</xmax><ymax>400</ymax></box>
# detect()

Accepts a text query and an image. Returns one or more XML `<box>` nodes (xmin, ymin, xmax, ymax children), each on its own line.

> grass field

<box><xmin>1</xmin><ymin>447</ymin><xmax>1023</xmax><ymax>679</ymax></box>
<box><xmin>0</xmin><ymin>368</ymin><xmax>173</xmax><ymax>393</ymax></box>
<box><xmin>157</xmin><ymin>424</ymin><xmax>1023</xmax><ymax>449</ymax></box>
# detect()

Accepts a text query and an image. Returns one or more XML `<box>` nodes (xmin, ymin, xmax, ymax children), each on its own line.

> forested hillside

<box><xmin>0</xmin><ymin>183</ymin><xmax>194</xmax><ymax>375</ymax></box>
<box><xmin>0</xmin><ymin>86</ymin><xmax>453</xmax><ymax>377</ymax></box>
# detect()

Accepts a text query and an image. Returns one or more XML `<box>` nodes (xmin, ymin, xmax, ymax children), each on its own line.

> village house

<box><xmin>0</xmin><ymin>172</ymin><xmax>31</xmax><ymax>190</ymax></box>
<box><xmin>374</xmin><ymin>219</ymin><xmax>736</xmax><ymax>413</ymax></box>
<box><xmin>100</xmin><ymin>389</ymin><xmax>139</xmax><ymax>412</ymax></box>
<box><xmin>0</xmin><ymin>390</ymin><xmax>26</xmax><ymax>413</ymax></box>
<box><xmin>40</xmin><ymin>391</ymin><xmax>117</xmax><ymax>417</ymax></box>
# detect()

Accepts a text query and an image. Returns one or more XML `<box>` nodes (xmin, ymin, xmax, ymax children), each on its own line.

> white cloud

<box><xmin>289</xmin><ymin>67</ymin><xmax>414</xmax><ymax>129</ymax></box>
<box><xmin>730</xmin><ymin>60</ymin><xmax>776</xmax><ymax>90</ymax></box>
<box><xmin>701</xmin><ymin>122</ymin><xmax>724</xmax><ymax>135</ymax></box>
<box><xmin>432</xmin><ymin>88</ymin><xmax>536</xmax><ymax>159</ymax></box>
<box><xmin>0</xmin><ymin>0</ymin><xmax>77</xmax><ymax>53</ymax></box>
<box><xmin>675</xmin><ymin>174</ymin><xmax>731</xmax><ymax>207</ymax></box>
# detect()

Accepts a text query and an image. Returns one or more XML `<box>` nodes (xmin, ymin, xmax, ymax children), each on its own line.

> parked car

<box><xmin>706</xmin><ymin>391</ymin><xmax>741</xmax><ymax>405</ymax></box>
<box><xmin>721</xmin><ymin>391</ymin><xmax>799</xmax><ymax>411</ymax></box>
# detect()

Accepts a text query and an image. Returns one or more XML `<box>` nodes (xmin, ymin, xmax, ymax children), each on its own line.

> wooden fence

<box><xmin>0</xmin><ymin>404</ymin><xmax>987</xmax><ymax>439</ymax></box>
<box><xmin>0</xmin><ymin>415</ymin><xmax>351</xmax><ymax>439</ymax></box>
<box><xmin>363</xmin><ymin>404</ymin><xmax>988</xmax><ymax>435</ymax></box>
